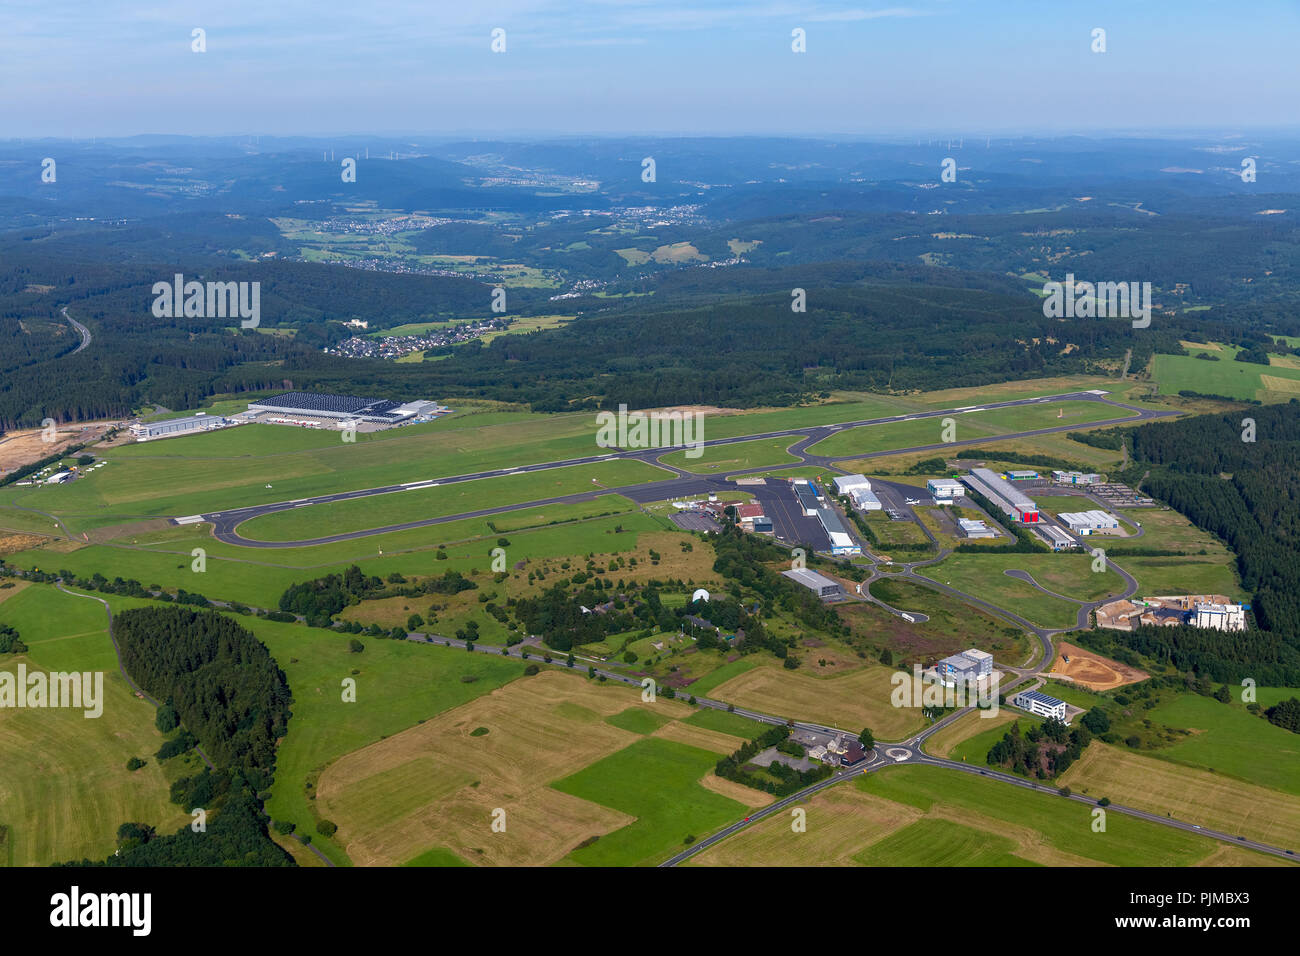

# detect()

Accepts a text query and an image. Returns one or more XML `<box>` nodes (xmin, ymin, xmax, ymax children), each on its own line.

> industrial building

<box><xmin>1053</xmin><ymin>470</ymin><xmax>1102</xmax><ymax>485</ymax></box>
<box><xmin>927</xmin><ymin>478</ymin><xmax>965</xmax><ymax>501</ymax></box>
<box><xmin>963</xmin><ymin>468</ymin><xmax>1040</xmax><ymax>523</ymax></box>
<box><xmin>1033</xmin><ymin>525</ymin><xmax>1078</xmax><ymax>551</ymax></box>
<box><xmin>849</xmin><ymin>487</ymin><xmax>882</xmax><ymax>511</ymax></box>
<box><xmin>1006</xmin><ymin>470</ymin><xmax>1040</xmax><ymax>481</ymax></box>
<box><xmin>1012</xmin><ymin>690</ymin><xmax>1069</xmax><ymax>723</ymax></box>
<box><xmin>129</xmin><ymin>412</ymin><xmax>235</xmax><ymax>442</ymax></box>
<box><xmin>815</xmin><ymin>508</ymin><xmax>860</xmax><ymax>555</ymax></box>
<box><xmin>246</xmin><ymin>391</ymin><xmax>445</xmax><ymax>425</ymax></box>
<box><xmin>832</xmin><ymin>474</ymin><xmax>872</xmax><ymax>495</ymax></box>
<box><xmin>1194</xmin><ymin>603</ymin><xmax>1247</xmax><ymax>632</ymax></box>
<box><xmin>781</xmin><ymin>568</ymin><xmax>845</xmax><ymax>601</ymax></box>
<box><xmin>1057</xmin><ymin>509</ymin><xmax>1120</xmax><ymax>534</ymax></box>
<box><xmin>793</xmin><ymin>480</ymin><xmax>822</xmax><ymax>516</ymax></box>
<box><xmin>44</xmin><ymin>470</ymin><xmax>75</xmax><ymax>484</ymax></box>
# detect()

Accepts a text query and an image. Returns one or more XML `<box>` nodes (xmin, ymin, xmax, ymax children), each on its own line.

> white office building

<box><xmin>1013</xmin><ymin>690</ymin><xmax>1069</xmax><ymax>723</ymax></box>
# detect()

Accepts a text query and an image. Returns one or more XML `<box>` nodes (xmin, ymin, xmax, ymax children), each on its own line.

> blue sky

<box><xmin>4</xmin><ymin>0</ymin><xmax>1299</xmax><ymax>137</ymax></box>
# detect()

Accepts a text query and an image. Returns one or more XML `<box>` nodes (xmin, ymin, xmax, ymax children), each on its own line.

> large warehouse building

<box><xmin>781</xmin><ymin>568</ymin><xmax>845</xmax><ymax>601</ymax></box>
<box><xmin>1058</xmin><ymin>509</ymin><xmax>1120</xmax><ymax>534</ymax></box>
<box><xmin>246</xmin><ymin>391</ymin><xmax>444</xmax><ymax>425</ymax></box>
<box><xmin>129</xmin><ymin>412</ymin><xmax>235</xmax><ymax>442</ymax></box>
<box><xmin>963</xmin><ymin>468</ymin><xmax>1040</xmax><ymax>523</ymax></box>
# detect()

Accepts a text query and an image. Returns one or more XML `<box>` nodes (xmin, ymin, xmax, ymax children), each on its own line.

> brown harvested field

<box><xmin>709</xmin><ymin>662</ymin><xmax>926</xmax><ymax>739</ymax></box>
<box><xmin>698</xmin><ymin>772</ymin><xmax>773</xmax><ymax>809</ymax></box>
<box><xmin>315</xmin><ymin>671</ymin><xmax>694</xmax><ymax>866</ymax></box>
<box><xmin>1059</xmin><ymin>743</ymin><xmax>1300</xmax><ymax>850</ymax></box>
<box><xmin>1194</xmin><ymin>844</ymin><xmax>1298</xmax><ymax>867</ymax></box>
<box><xmin>649</xmin><ymin>720</ymin><xmax>745</xmax><ymax>755</ymax></box>
<box><xmin>0</xmin><ymin>531</ymin><xmax>48</xmax><ymax>555</ymax></box>
<box><xmin>924</xmin><ymin>709</ymin><xmax>1018</xmax><ymax>758</ymax></box>
<box><xmin>686</xmin><ymin>783</ymin><xmax>921</xmax><ymax>866</ymax></box>
<box><xmin>1049</xmin><ymin>641</ymin><xmax>1147</xmax><ymax>692</ymax></box>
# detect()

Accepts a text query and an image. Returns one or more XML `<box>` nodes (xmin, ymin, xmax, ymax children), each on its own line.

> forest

<box><xmin>112</xmin><ymin>606</ymin><xmax>292</xmax><ymax>772</ymax></box>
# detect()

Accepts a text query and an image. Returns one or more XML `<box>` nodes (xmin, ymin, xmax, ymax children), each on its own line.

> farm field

<box><xmin>707</xmin><ymin>660</ymin><xmax>927</xmax><ymax>739</ymax></box>
<box><xmin>1059</xmin><ymin>743</ymin><xmax>1300</xmax><ymax>851</ymax></box>
<box><xmin>0</xmin><ymin>585</ymin><xmax>190</xmax><ymax>866</ymax></box>
<box><xmin>310</xmin><ymin>669</ymin><xmax>758</xmax><ymax>867</ymax></box>
<box><xmin>1152</xmin><ymin>346</ymin><xmax>1300</xmax><ymax>402</ymax></box>
<box><xmin>553</xmin><ymin>736</ymin><xmax>748</xmax><ymax>866</ymax></box>
<box><xmin>658</xmin><ymin>435</ymin><xmax>802</xmax><ymax>474</ymax></box>
<box><xmin>691</xmin><ymin>764</ymin><xmax>1254</xmax><ymax>867</ymax></box>
<box><xmin>1144</xmin><ymin>694</ymin><xmax>1300</xmax><ymax>796</ymax></box>
<box><xmin>923</xmin><ymin>709</ymin><xmax>1020</xmax><ymax>759</ymax></box>
<box><xmin>243</xmin><ymin>615</ymin><xmax>526</xmax><ymax>866</ymax></box>
<box><xmin>231</xmin><ymin>459</ymin><xmax>670</xmax><ymax>542</ymax></box>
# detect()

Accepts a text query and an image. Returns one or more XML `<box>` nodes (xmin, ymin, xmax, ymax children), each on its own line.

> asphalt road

<box><xmin>61</xmin><ymin>307</ymin><xmax>91</xmax><ymax>355</ymax></box>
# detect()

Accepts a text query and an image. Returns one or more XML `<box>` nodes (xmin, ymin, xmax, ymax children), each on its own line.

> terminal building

<box><xmin>963</xmin><ymin>468</ymin><xmax>1040</xmax><ymax>523</ymax></box>
<box><xmin>129</xmin><ymin>412</ymin><xmax>235</xmax><ymax>442</ymax></box>
<box><xmin>1012</xmin><ymin>690</ymin><xmax>1069</xmax><ymax>723</ymax></box>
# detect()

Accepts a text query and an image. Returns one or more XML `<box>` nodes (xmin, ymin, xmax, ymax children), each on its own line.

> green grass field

<box><xmin>917</xmin><ymin>553</ymin><xmax>1119</xmax><ymax>629</ymax></box>
<box><xmin>808</xmin><ymin>400</ymin><xmax>1135</xmax><ymax>459</ymax></box>
<box><xmin>8</xmin><ymin>502</ymin><xmax>659</xmax><ymax>610</ymax></box>
<box><xmin>235</xmin><ymin>459</ymin><xmax>669</xmax><ymax>542</ymax></box>
<box><xmin>1119</xmin><ymin>554</ymin><xmax>1243</xmax><ymax>600</ymax></box>
<box><xmin>1146</xmin><ymin>694</ymin><xmax>1300</xmax><ymax>796</ymax></box>
<box><xmin>605</xmin><ymin>706</ymin><xmax>673</xmax><ymax>735</ymax></box>
<box><xmin>552</xmin><ymin>736</ymin><xmax>747</xmax><ymax>866</ymax></box>
<box><xmin>857</xmin><ymin>764</ymin><xmax>1243</xmax><ymax>866</ymax></box>
<box><xmin>0</xmin><ymin>585</ymin><xmax>190</xmax><ymax>866</ymax></box>
<box><xmin>658</xmin><ymin>436</ymin><xmax>802</xmax><ymax>474</ymax></box>
<box><xmin>852</xmin><ymin>817</ymin><xmax>1036</xmax><ymax>866</ymax></box>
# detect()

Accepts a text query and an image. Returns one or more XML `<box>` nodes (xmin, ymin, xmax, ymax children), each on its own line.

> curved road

<box><xmin>61</xmin><ymin>307</ymin><xmax>91</xmax><ymax>355</ymax></box>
